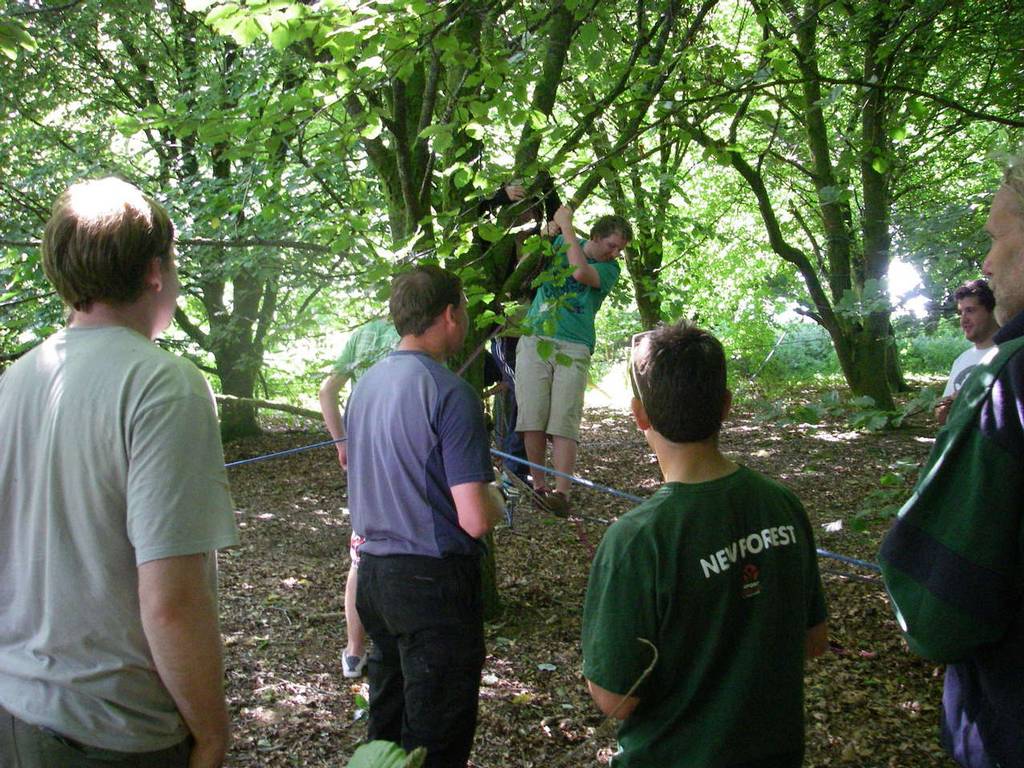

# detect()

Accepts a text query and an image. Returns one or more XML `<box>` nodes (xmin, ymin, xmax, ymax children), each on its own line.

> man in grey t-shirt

<box><xmin>346</xmin><ymin>264</ymin><xmax>503</xmax><ymax>766</ymax></box>
<box><xmin>0</xmin><ymin>178</ymin><xmax>238</xmax><ymax>767</ymax></box>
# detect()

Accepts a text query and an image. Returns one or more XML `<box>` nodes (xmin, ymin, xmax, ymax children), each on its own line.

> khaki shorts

<box><xmin>514</xmin><ymin>335</ymin><xmax>591</xmax><ymax>441</ymax></box>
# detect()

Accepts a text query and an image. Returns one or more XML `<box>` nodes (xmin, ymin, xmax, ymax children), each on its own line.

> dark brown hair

<box><xmin>41</xmin><ymin>177</ymin><xmax>175</xmax><ymax>311</ymax></box>
<box><xmin>590</xmin><ymin>214</ymin><xmax>633</xmax><ymax>243</ymax></box>
<box><xmin>954</xmin><ymin>279</ymin><xmax>995</xmax><ymax>311</ymax></box>
<box><xmin>631</xmin><ymin>321</ymin><xmax>727</xmax><ymax>442</ymax></box>
<box><xmin>389</xmin><ymin>264</ymin><xmax>463</xmax><ymax>337</ymax></box>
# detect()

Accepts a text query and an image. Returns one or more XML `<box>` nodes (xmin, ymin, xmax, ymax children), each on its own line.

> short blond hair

<box><xmin>41</xmin><ymin>177</ymin><xmax>175</xmax><ymax>311</ymax></box>
<box><xmin>1004</xmin><ymin>156</ymin><xmax>1024</xmax><ymax>223</ymax></box>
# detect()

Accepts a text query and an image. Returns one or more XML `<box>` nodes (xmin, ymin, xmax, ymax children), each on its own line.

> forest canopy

<box><xmin>2</xmin><ymin>0</ymin><xmax>1022</xmax><ymax>435</ymax></box>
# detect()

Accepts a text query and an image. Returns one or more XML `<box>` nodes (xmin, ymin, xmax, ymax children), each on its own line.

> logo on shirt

<box><xmin>699</xmin><ymin>525</ymin><xmax>798</xmax><ymax>579</ymax></box>
<box><xmin>741</xmin><ymin>564</ymin><xmax>761</xmax><ymax>598</ymax></box>
<box><xmin>952</xmin><ymin>364</ymin><xmax>976</xmax><ymax>392</ymax></box>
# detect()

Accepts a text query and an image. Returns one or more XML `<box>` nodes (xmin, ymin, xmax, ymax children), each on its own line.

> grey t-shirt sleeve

<box><xmin>126</xmin><ymin>371</ymin><xmax>239</xmax><ymax>565</ymax></box>
<box><xmin>436</xmin><ymin>380</ymin><xmax>495</xmax><ymax>488</ymax></box>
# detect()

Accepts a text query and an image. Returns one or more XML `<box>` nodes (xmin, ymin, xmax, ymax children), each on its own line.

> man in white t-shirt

<box><xmin>0</xmin><ymin>178</ymin><xmax>239</xmax><ymax>767</ymax></box>
<box><xmin>935</xmin><ymin>279</ymin><xmax>999</xmax><ymax>425</ymax></box>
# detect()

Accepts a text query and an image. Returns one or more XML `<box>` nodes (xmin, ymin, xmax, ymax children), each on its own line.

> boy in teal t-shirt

<box><xmin>524</xmin><ymin>232</ymin><xmax>620</xmax><ymax>352</ymax></box>
<box><xmin>515</xmin><ymin>207</ymin><xmax>632</xmax><ymax>512</ymax></box>
<box><xmin>581</xmin><ymin>322</ymin><xmax>828</xmax><ymax>768</ymax></box>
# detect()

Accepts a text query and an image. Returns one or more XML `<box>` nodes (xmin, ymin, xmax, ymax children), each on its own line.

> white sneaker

<box><xmin>342</xmin><ymin>653</ymin><xmax>367</xmax><ymax>678</ymax></box>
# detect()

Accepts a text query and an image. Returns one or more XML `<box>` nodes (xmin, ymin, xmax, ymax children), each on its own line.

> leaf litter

<box><xmin>220</xmin><ymin>400</ymin><xmax>955</xmax><ymax>767</ymax></box>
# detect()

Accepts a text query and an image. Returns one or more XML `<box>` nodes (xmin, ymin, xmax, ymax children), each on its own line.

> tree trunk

<box><xmin>626</xmin><ymin>249</ymin><xmax>664</xmax><ymax>330</ymax></box>
<box><xmin>215</xmin><ymin>346</ymin><xmax>261</xmax><ymax>441</ymax></box>
<box><xmin>832</xmin><ymin>317</ymin><xmax>897</xmax><ymax>410</ymax></box>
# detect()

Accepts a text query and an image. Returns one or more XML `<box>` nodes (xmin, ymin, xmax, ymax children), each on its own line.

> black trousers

<box><xmin>356</xmin><ymin>553</ymin><xmax>485</xmax><ymax>768</ymax></box>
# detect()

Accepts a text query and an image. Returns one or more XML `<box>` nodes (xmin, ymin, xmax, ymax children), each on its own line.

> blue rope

<box><xmin>491</xmin><ymin>449</ymin><xmax>648</xmax><ymax>505</ymax></box>
<box><xmin>223</xmin><ymin>437</ymin><xmax>345</xmax><ymax>468</ymax></box>
<box><xmin>226</xmin><ymin>439</ymin><xmax>881</xmax><ymax>574</ymax></box>
<box><xmin>815</xmin><ymin>548</ymin><xmax>881</xmax><ymax>573</ymax></box>
<box><xmin>494</xmin><ymin>449</ymin><xmax>881</xmax><ymax>574</ymax></box>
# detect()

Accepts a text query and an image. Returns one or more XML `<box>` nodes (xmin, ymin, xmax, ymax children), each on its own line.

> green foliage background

<box><xmin>1</xmin><ymin>0</ymin><xmax>1021</xmax><ymax>423</ymax></box>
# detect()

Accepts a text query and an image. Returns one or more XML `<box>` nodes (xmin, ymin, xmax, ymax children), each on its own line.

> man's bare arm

<box><xmin>806</xmin><ymin>621</ymin><xmax>829</xmax><ymax>659</ymax></box>
<box><xmin>139</xmin><ymin>554</ymin><xmax>229</xmax><ymax>768</ymax></box>
<box><xmin>318</xmin><ymin>372</ymin><xmax>349</xmax><ymax>469</ymax></box>
<box><xmin>587</xmin><ymin>678</ymin><xmax>640</xmax><ymax>720</ymax></box>
<box><xmin>450</xmin><ymin>481</ymin><xmax>505</xmax><ymax>538</ymax></box>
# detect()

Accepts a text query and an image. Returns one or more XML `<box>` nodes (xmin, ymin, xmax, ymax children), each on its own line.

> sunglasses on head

<box><xmin>629</xmin><ymin>331</ymin><xmax>654</xmax><ymax>404</ymax></box>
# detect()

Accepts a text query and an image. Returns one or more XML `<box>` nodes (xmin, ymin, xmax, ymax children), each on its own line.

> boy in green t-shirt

<box><xmin>581</xmin><ymin>322</ymin><xmax>828</xmax><ymax>768</ymax></box>
<box><xmin>318</xmin><ymin>317</ymin><xmax>399</xmax><ymax>679</ymax></box>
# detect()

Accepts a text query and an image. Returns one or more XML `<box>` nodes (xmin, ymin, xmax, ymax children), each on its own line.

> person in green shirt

<box><xmin>515</xmin><ymin>206</ymin><xmax>632</xmax><ymax>512</ymax></box>
<box><xmin>318</xmin><ymin>317</ymin><xmax>399</xmax><ymax>678</ymax></box>
<box><xmin>581</xmin><ymin>321</ymin><xmax>829</xmax><ymax>768</ymax></box>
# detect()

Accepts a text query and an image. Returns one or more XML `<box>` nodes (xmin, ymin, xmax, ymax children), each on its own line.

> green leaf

<box><xmin>879</xmin><ymin>472</ymin><xmax>902</xmax><ymax>487</ymax></box>
<box><xmin>429</xmin><ymin>127</ymin><xmax>453</xmax><ymax>154</ymax></box>
<box><xmin>849</xmin><ymin>396</ymin><xmax>877</xmax><ymax>409</ymax></box>
<box><xmin>255</xmin><ymin>12</ymin><xmax>275</xmax><ymax>38</ymax></box>
<box><xmin>396</xmin><ymin>57</ymin><xmax>415</xmax><ymax>82</ymax></box>
<box><xmin>474</xmin><ymin>309</ymin><xmax>499</xmax><ymax>329</ymax></box>
<box><xmin>229</xmin><ymin>18</ymin><xmax>262</xmax><ymax>47</ymax></box>
<box><xmin>0</xmin><ymin>21</ymin><xmax>36</xmax><ymax>59</ymax></box>
<box><xmin>554</xmin><ymin>352</ymin><xmax>573</xmax><ymax>367</ymax></box>
<box><xmin>792</xmin><ymin>404</ymin><xmax>825</xmax><ymax>423</ymax></box>
<box><xmin>465</xmin><ymin>122</ymin><xmax>485</xmax><ymax>140</ymax></box>
<box><xmin>537</xmin><ymin>338</ymin><xmax>554</xmax><ymax>360</ymax></box>
<box><xmin>866</xmin><ymin>413</ymin><xmax>889</xmax><ymax>431</ymax></box>
<box><xmin>818</xmin><ymin>185</ymin><xmax>847</xmax><ymax>205</ymax></box>
<box><xmin>871</xmin><ymin>154</ymin><xmax>890</xmax><ymax>174</ymax></box>
<box><xmin>269</xmin><ymin>25</ymin><xmax>292</xmax><ymax>52</ymax></box>
<box><xmin>205</xmin><ymin>3</ymin><xmax>239</xmax><ymax>29</ymax></box>
<box><xmin>576</xmin><ymin>23</ymin><xmax>598</xmax><ymax>49</ymax></box>
<box><xmin>477</xmin><ymin>222</ymin><xmax>503</xmax><ymax>242</ymax></box>
<box><xmin>346</xmin><ymin>740</ymin><xmax>411</xmax><ymax>768</ymax></box>
<box><xmin>361</xmin><ymin>114</ymin><xmax>383</xmax><ymax>140</ymax></box>
<box><xmin>453</xmin><ymin>168</ymin><xmax>471</xmax><ymax>188</ymax></box>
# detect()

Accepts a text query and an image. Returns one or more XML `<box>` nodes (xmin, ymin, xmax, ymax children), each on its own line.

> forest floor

<box><xmin>220</xmin><ymin>390</ymin><xmax>957</xmax><ymax>768</ymax></box>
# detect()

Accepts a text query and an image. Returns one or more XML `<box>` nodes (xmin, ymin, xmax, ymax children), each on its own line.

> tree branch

<box><xmin>214</xmin><ymin>394</ymin><xmax>320</xmax><ymax>421</ymax></box>
<box><xmin>8</xmin><ymin>0</ymin><xmax>86</xmax><ymax>16</ymax></box>
<box><xmin>174</xmin><ymin>306</ymin><xmax>209</xmax><ymax>349</ymax></box>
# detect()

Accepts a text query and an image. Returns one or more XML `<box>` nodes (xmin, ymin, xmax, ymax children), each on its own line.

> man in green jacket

<box><xmin>880</xmin><ymin>158</ymin><xmax>1024</xmax><ymax>768</ymax></box>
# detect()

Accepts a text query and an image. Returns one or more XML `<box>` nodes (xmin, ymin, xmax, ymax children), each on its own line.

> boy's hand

<box><xmin>553</xmin><ymin>205</ymin><xmax>574</xmax><ymax>233</ymax></box>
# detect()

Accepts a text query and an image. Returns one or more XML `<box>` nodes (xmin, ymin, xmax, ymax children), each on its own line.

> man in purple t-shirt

<box><xmin>345</xmin><ymin>264</ymin><xmax>504</xmax><ymax>766</ymax></box>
